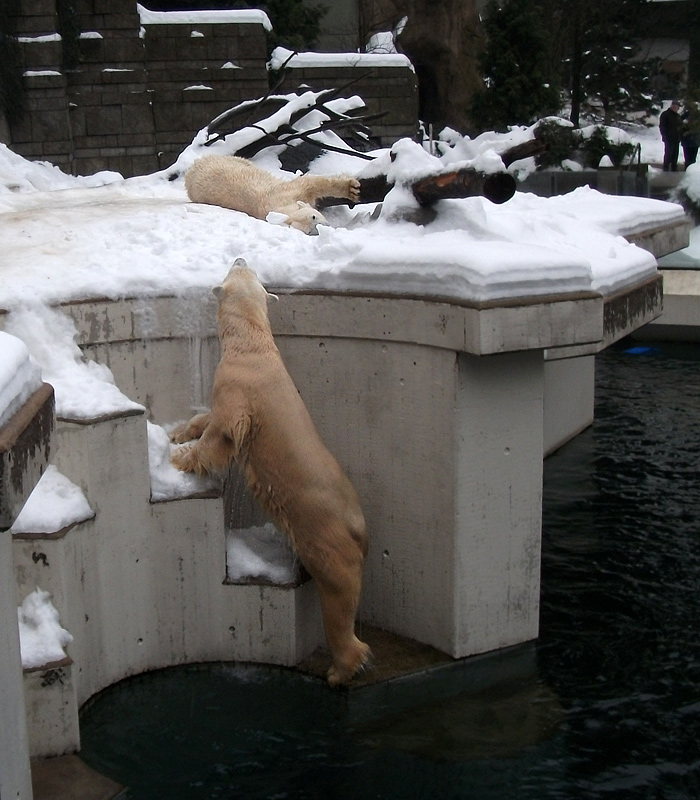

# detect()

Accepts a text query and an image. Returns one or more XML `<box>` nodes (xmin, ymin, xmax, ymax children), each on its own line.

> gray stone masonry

<box><xmin>6</xmin><ymin>1</ymin><xmax>419</xmax><ymax>177</ymax></box>
<box><xmin>281</xmin><ymin>65</ymin><xmax>419</xmax><ymax>145</ymax></box>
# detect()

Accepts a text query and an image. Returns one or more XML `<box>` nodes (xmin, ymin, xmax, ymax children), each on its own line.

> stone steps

<box><xmin>11</xmin><ymin>399</ymin><xmax>325</xmax><ymax>761</ymax></box>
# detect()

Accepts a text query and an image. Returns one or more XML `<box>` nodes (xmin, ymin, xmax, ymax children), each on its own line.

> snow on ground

<box><xmin>0</xmin><ymin>134</ymin><xmax>687</xmax><ymax>312</ymax></box>
<box><xmin>148</xmin><ymin>421</ymin><xmax>219</xmax><ymax>501</ymax></box>
<box><xmin>227</xmin><ymin>524</ymin><xmax>299</xmax><ymax>585</ymax></box>
<box><xmin>0</xmin><ymin>117</ymin><xmax>695</xmax><ymax>483</ymax></box>
<box><xmin>10</xmin><ymin>465</ymin><xmax>93</xmax><ymax>534</ymax></box>
<box><xmin>4</xmin><ymin>303</ymin><xmax>144</xmax><ymax>420</ymax></box>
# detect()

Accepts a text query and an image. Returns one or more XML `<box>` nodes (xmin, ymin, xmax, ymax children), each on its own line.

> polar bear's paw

<box><xmin>326</xmin><ymin>638</ymin><xmax>373</xmax><ymax>687</ymax></box>
<box><xmin>169</xmin><ymin>412</ymin><xmax>211</xmax><ymax>444</ymax></box>
<box><xmin>171</xmin><ymin>443</ymin><xmax>209</xmax><ymax>477</ymax></box>
<box><xmin>347</xmin><ymin>178</ymin><xmax>361</xmax><ymax>204</ymax></box>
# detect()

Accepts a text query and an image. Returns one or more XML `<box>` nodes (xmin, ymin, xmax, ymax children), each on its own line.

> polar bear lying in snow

<box><xmin>184</xmin><ymin>155</ymin><xmax>361</xmax><ymax>234</ymax></box>
<box><xmin>170</xmin><ymin>259</ymin><xmax>371</xmax><ymax>685</ymax></box>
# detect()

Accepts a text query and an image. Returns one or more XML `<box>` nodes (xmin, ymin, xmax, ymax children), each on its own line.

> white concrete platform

<box><xmin>0</xmin><ymin>212</ymin><xmax>689</xmax><ymax>796</ymax></box>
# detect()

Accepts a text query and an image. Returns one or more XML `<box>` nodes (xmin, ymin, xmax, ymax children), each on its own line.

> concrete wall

<box><xmin>0</xmin><ymin>530</ymin><xmax>34</xmax><ymax>799</ymax></box>
<box><xmin>0</xmin><ymin>251</ymin><xmax>672</xmax><ymax>761</ymax></box>
<box><xmin>543</xmin><ymin>355</ymin><xmax>596</xmax><ymax>456</ymax></box>
<box><xmin>0</xmin><ymin>384</ymin><xmax>54</xmax><ymax>800</ymax></box>
<box><xmin>274</xmin><ymin>64</ymin><xmax>419</xmax><ymax>145</ymax></box>
<box><xmin>634</xmin><ymin>269</ymin><xmax>700</xmax><ymax>342</ymax></box>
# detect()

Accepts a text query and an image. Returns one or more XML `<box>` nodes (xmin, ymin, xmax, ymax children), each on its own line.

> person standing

<box><xmin>659</xmin><ymin>101</ymin><xmax>683</xmax><ymax>171</ymax></box>
<box><xmin>682</xmin><ymin>102</ymin><xmax>700</xmax><ymax>168</ymax></box>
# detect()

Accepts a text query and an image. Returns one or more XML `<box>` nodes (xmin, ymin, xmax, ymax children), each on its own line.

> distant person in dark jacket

<box><xmin>660</xmin><ymin>101</ymin><xmax>683</xmax><ymax>171</ymax></box>
<box><xmin>682</xmin><ymin>102</ymin><xmax>700</xmax><ymax>168</ymax></box>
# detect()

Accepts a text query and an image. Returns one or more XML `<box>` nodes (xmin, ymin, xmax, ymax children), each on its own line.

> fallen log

<box><xmin>321</xmin><ymin>168</ymin><xmax>516</xmax><ymax>209</ymax></box>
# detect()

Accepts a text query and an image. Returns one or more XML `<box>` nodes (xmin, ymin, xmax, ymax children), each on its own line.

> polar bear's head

<box><xmin>284</xmin><ymin>201</ymin><xmax>328</xmax><ymax>235</ymax></box>
<box><xmin>213</xmin><ymin>258</ymin><xmax>277</xmax><ymax>314</ymax></box>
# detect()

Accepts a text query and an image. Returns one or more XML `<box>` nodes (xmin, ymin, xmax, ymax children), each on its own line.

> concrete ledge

<box><xmin>625</xmin><ymin>217</ymin><xmax>692</xmax><ymax>259</ymax></box>
<box><xmin>63</xmin><ymin>289</ymin><xmax>604</xmax><ymax>356</ymax></box>
<box><xmin>31</xmin><ymin>754</ymin><xmax>124</xmax><ymax>800</ymax></box>
<box><xmin>546</xmin><ymin>274</ymin><xmax>663</xmax><ymax>359</ymax></box>
<box><xmin>603</xmin><ymin>274</ymin><xmax>664</xmax><ymax>343</ymax></box>
<box><xmin>23</xmin><ymin>658</ymin><xmax>80</xmax><ymax>758</ymax></box>
<box><xmin>0</xmin><ymin>384</ymin><xmax>55</xmax><ymax>531</ymax></box>
<box><xmin>635</xmin><ymin>269</ymin><xmax>700</xmax><ymax>341</ymax></box>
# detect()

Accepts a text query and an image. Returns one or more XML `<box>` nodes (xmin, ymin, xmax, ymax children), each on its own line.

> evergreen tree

<box><xmin>470</xmin><ymin>0</ymin><xmax>560</xmax><ymax>131</ymax></box>
<box><xmin>540</xmin><ymin>0</ymin><xmax>659</xmax><ymax>126</ymax></box>
<box><xmin>257</xmin><ymin>0</ymin><xmax>327</xmax><ymax>51</ymax></box>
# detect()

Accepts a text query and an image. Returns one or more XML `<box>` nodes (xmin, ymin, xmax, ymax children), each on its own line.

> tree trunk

<box><xmin>358</xmin><ymin>0</ymin><xmax>484</xmax><ymax>134</ymax></box>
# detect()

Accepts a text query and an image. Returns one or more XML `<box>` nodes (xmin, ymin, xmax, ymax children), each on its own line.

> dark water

<box><xmin>80</xmin><ymin>340</ymin><xmax>700</xmax><ymax>800</ymax></box>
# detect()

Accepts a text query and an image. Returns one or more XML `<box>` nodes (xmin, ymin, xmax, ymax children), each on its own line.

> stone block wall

<box><xmin>278</xmin><ymin>64</ymin><xmax>419</xmax><ymax>145</ymax></box>
<box><xmin>142</xmin><ymin>19</ymin><xmax>269</xmax><ymax>171</ymax></box>
<box><xmin>6</xmin><ymin>0</ymin><xmax>270</xmax><ymax>177</ymax></box>
<box><xmin>4</xmin><ymin>1</ymin><xmax>418</xmax><ymax>177</ymax></box>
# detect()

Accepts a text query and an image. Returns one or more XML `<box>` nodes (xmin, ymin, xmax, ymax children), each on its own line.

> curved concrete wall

<box><xmin>4</xmin><ymin>273</ymin><xmax>667</xmax><ymax>763</ymax></box>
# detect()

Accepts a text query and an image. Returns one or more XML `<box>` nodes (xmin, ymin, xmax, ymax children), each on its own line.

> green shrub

<box><xmin>534</xmin><ymin>119</ymin><xmax>582</xmax><ymax>169</ymax></box>
<box><xmin>533</xmin><ymin>120</ymin><xmax>635</xmax><ymax>170</ymax></box>
<box><xmin>580</xmin><ymin>126</ymin><xmax>635</xmax><ymax>167</ymax></box>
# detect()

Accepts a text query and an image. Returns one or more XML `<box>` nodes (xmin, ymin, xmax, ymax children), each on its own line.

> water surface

<box><xmin>80</xmin><ymin>340</ymin><xmax>700</xmax><ymax>799</ymax></box>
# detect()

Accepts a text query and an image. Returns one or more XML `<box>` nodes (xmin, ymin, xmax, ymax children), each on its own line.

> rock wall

<box><xmin>8</xmin><ymin>0</ymin><xmax>269</xmax><ymax>177</ymax></box>
<box><xmin>359</xmin><ymin>0</ymin><xmax>484</xmax><ymax>133</ymax></box>
<box><xmin>5</xmin><ymin>0</ymin><xmax>419</xmax><ymax>178</ymax></box>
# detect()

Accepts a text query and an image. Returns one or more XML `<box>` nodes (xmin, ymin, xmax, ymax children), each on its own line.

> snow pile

<box><xmin>227</xmin><ymin>524</ymin><xmax>299</xmax><ymax>585</ymax></box>
<box><xmin>681</xmin><ymin>163</ymin><xmax>700</xmax><ymax>200</ymax></box>
<box><xmin>148</xmin><ymin>421</ymin><xmax>219</xmax><ymax>501</ymax></box>
<box><xmin>365</xmin><ymin>31</ymin><xmax>398</xmax><ymax>54</ymax></box>
<box><xmin>0</xmin><ymin>143</ymin><xmax>121</xmax><ymax>195</ymax></box>
<box><xmin>17</xmin><ymin>589</ymin><xmax>73</xmax><ymax>670</ymax></box>
<box><xmin>0</xmin><ymin>331</ymin><xmax>43</xmax><ymax>429</ymax></box>
<box><xmin>10</xmin><ymin>465</ymin><xmax>93</xmax><ymax>534</ymax></box>
<box><xmin>4</xmin><ymin>305</ymin><xmax>144</xmax><ymax>420</ymax></box>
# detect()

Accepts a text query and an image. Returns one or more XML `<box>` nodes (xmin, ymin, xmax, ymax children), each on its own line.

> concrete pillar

<box><xmin>0</xmin><ymin>530</ymin><xmax>33</xmax><ymax>800</ymax></box>
<box><xmin>0</xmin><ymin>382</ymin><xmax>52</xmax><ymax>800</ymax></box>
<box><xmin>543</xmin><ymin>355</ymin><xmax>595</xmax><ymax>456</ymax></box>
<box><xmin>453</xmin><ymin>350</ymin><xmax>543</xmax><ymax>657</ymax></box>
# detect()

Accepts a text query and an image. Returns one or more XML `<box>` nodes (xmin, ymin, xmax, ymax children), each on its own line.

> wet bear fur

<box><xmin>170</xmin><ymin>259</ymin><xmax>371</xmax><ymax>685</ymax></box>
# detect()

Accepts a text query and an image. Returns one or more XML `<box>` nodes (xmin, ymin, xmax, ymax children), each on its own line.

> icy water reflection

<box><xmin>80</xmin><ymin>340</ymin><xmax>700</xmax><ymax>800</ymax></box>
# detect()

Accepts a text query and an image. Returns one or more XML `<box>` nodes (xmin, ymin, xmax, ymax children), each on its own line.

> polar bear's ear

<box><xmin>297</xmin><ymin>201</ymin><xmax>311</xmax><ymax>208</ymax></box>
<box><xmin>212</xmin><ymin>285</ymin><xmax>223</xmax><ymax>298</ymax></box>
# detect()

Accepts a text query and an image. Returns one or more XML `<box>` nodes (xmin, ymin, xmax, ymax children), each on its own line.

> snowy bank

<box><xmin>0</xmin><ymin>331</ymin><xmax>43</xmax><ymax>429</ymax></box>
<box><xmin>0</xmin><ymin>140</ymin><xmax>687</xmax><ymax>311</ymax></box>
